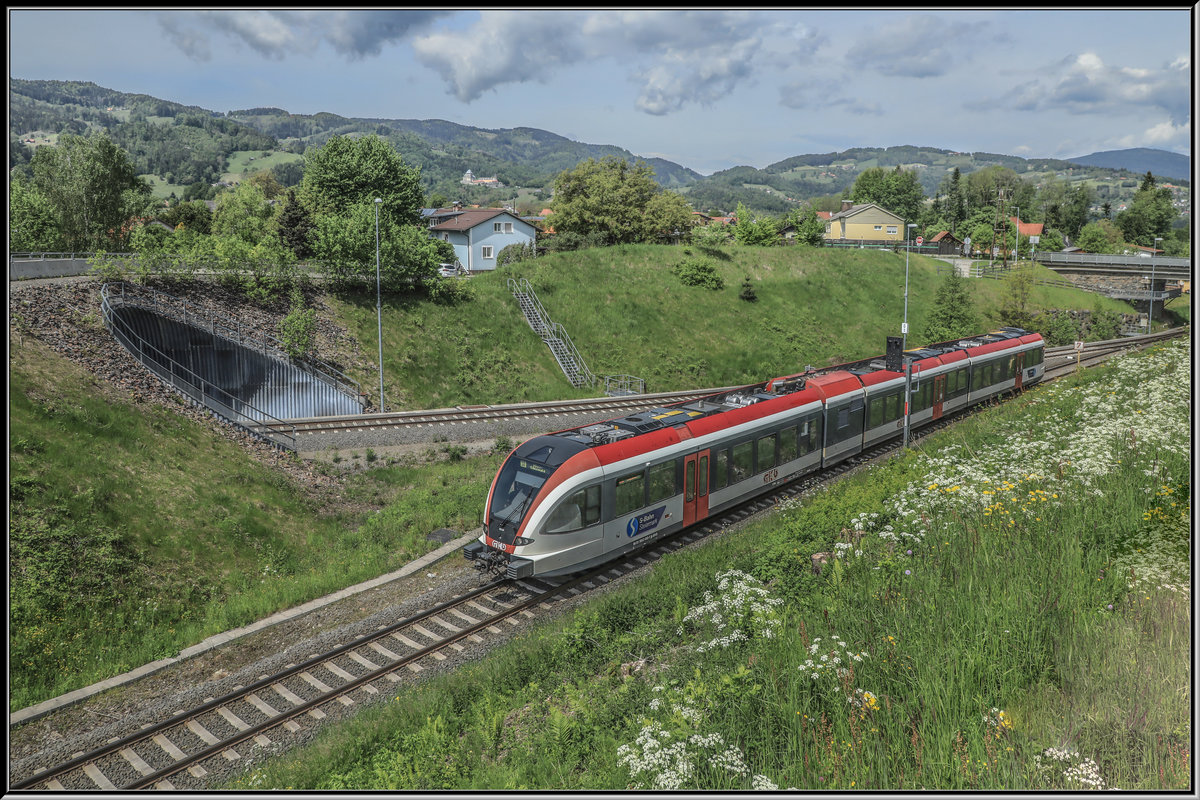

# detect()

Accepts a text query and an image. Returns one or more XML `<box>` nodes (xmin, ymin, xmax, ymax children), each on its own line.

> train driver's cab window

<box><xmin>615</xmin><ymin>472</ymin><xmax>645</xmax><ymax>517</ymax></box>
<box><xmin>543</xmin><ymin>485</ymin><xmax>601</xmax><ymax>534</ymax></box>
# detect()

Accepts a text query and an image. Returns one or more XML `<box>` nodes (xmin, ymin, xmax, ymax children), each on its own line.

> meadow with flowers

<box><xmin>230</xmin><ymin>339</ymin><xmax>1190</xmax><ymax>791</ymax></box>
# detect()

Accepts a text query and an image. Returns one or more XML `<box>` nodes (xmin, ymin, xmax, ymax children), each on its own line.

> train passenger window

<box><xmin>757</xmin><ymin>434</ymin><xmax>777</xmax><ymax>472</ymax></box>
<box><xmin>954</xmin><ymin>367</ymin><xmax>969</xmax><ymax>396</ymax></box>
<box><xmin>913</xmin><ymin>381</ymin><xmax>931</xmax><ymax>412</ymax></box>
<box><xmin>543</xmin><ymin>485</ymin><xmax>601</xmax><ymax>534</ymax></box>
<box><xmin>731</xmin><ymin>441</ymin><xmax>752</xmax><ymax>482</ymax></box>
<box><xmin>798</xmin><ymin>417</ymin><xmax>821</xmax><ymax>455</ymax></box>
<box><xmin>1029</xmin><ymin>347</ymin><xmax>1043</xmax><ymax>366</ymax></box>
<box><xmin>698</xmin><ymin>455</ymin><xmax>709</xmax><ymax>496</ymax></box>
<box><xmin>868</xmin><ymin>396</ymin><xmax>884</xmax><ymax>428</ymax></box>
<box><xmin>885</xmin><ymin>393</ymin><xmax>901</xmax><ymax>422</ymax></box>
<box><xmin>615</xmin><ymin>472</ymin><xmax>645</xmax><ymax>516</ymax></box>
<box><xmin>779</xmin><ymin>426</ymin><xmax>797</xmax><ymax>463</ymax></box>
<box><xmin>648</xmin><ymin>461</ymin><xmax>677</xmax><ymax>504</ymax></box>
<box><xmin>714</xmin><ymin>450</ymin><xmax>728</xmax><ymax>490</ymax></box>
<box><xmin>1005</xmin><ymin>356</ymin><xmax>1015</xmax><ymax>380</ymax></box>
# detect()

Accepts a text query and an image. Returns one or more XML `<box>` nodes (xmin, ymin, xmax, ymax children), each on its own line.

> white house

<box><xmin>426</xmin><ymin>208</ymin><xmax>537</xmax><ymax>273</ymax></box>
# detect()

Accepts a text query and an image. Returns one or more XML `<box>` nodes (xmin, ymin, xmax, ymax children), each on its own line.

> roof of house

<box><xmin>828</xmin><ymin>202</ymin><xmax>902</xmax><ymax>222</ymax></box>
<box><xmin>816</xmin><ymin>211</ymin><xmax>832</xmax><ymax>220</ymax></box>
<box><xmin>428</xmin><ymin>208</ymin><xmax>519</xmax><ymax>232</ymax></box>
<box><xmin>1010</xmin><ymin>217</ymin><xmax>1044</xmax><ymax>237</ymax></box>
<box><xmin>930</xmin><ymin>230</ymin><xmax>962</xmax><ymax>243</ymax></box>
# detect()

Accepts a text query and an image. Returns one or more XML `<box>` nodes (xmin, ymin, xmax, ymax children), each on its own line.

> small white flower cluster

<box><xmin>844</xmin><ymin>341</ymin><xmax>1191</xmax><ymax>600</ymax></box>
<box><xmin>796</xmin><ymin>636</ymin><xmax>867</xmax><ymax>681</ymax></box>
<box><xmin>617</xmin><ymin>720</ymin><xmax>787</xmax><ymax>791</ymax></box>
<box><xmin>1034</xmin><ymin>746</ymin><xmax>1113</xmax><ymax>790</ymax></box>
<box><xmin>678</xmin><ymin>570</ymin><xmax>783</xmax><ymax>652</ymax></box>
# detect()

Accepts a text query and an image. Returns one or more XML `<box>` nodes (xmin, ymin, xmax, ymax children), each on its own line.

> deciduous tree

<box><xmin>300</xmin><ymin>134</ymin><xmax>423</xmax><ymax>228</ymax></box>
<box><xmin>550</xmin><ymin>156</ymin><xmax>691</xmax><ymax>246</ymax></box>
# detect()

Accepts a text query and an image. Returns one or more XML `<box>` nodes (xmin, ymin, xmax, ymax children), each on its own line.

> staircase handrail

<box><xmin>100</xmin><ymin>284</ymin><xmax>298</xmax><ymax>449</ymax></box>
<box><xmin>545</xmin><ymin>321</ymin><xmax>596</xmax><ymax>387</ymax></box>
<box><xmin>507</xmin><ymin>276</ymin><xmax>553</xmax><ymax>334</ymax></box>
<box><xmin>105</xmin><ymin>281</ymin><xmax>362</xmax><ymax>403</ymax></box>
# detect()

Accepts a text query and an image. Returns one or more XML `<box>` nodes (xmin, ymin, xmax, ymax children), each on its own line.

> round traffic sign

<box><xmin>915</xmin><ymin>236</ymin><xmax>924</xmax><ymax>245</ymax></box>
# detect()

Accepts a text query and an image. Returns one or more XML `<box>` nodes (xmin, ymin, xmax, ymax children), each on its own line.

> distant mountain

<box><xmin>1067</xmin><ymin>148</ymin><xmax>1190</xmax><ymax>183</ymax></box>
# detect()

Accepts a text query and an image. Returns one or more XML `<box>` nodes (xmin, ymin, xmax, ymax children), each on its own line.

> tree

<box><xmin>212</xmin><ymin>181</ymin><xmax>276</xmax><ymax>246</ymax></box>
<box><xmin>9</xmin><ymin>174</ymin><xmax>61</xmax><ymax>251</ymax></box>
<box><xmin>311</xmin><ymin>199</ymin><xmax>452</xmax><ymax>292</ymax></box>
<box><xmin>1075</xmin><ymin>221</ymin><xmax>1124</xmax><ymax>254</ymax></box>
<box><xmin>300</xmin><ymin>134</ymin><xmax>423</xmax><ymax>228</ymax></box>
<box><xmin>29</xmin><ymin>131</ymin><xmax>151</xmax><ymax>250</ymax></box>
<box><xmin>274</xmin><ymin>189</ymin><xmax>315</xmax><ymax>260</ymax></box>
<box><xmin>159</xmin><ymin>200</ymin><xmax>212</xmax><ymax>236</ymax></box>
<box><xmin>997</xmin><ymin>263</ymin><xmax>1036</xmax><ymax>329</ymax></box>
<box><xmin>1114</xmin><ymin>171</ymin><xmax>1176</xmax><ymax>247</ymax></box>
<box><xmin>938</xmin><ymin>167</ymin><xmax>966</xmax><ymax>234</ymax></box>
<box><xmin>732</xmin><ymin>202</ymin><xmax>778</xmax><ymax>247</ymax></box>
<box><xmin>923</xmin><ymin>271</ymin><xmax>981</xmax><ymax>343</ymax></box>
<box><xmin>848</xmin><ymin>166</ymin><xmax>925</xmax><ymax>223</ymax></box>
<box><xmin>550</xmin><ymin>156</ymin><xmax>691</xmax><ymax>246</ymax></box>
<box><xmin>789</xmin><ymin>206</ymin><xmax>826</xmax><ymax>246</ymax></box>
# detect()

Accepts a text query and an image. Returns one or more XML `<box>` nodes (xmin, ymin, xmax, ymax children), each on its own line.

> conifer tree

<box><xmin>923</xmin><ymin>270</ymin><xmax>981</xmax><ymax>342</ymax></box>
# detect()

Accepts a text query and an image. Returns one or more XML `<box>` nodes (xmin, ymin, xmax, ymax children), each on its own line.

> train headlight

<box><xmin>512</xmin><ymin>537</ymin><xmax>534</xmax><ymax>547</ymax></box>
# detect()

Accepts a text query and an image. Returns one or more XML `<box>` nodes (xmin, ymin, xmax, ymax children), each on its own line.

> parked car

<box><xmin>438</xmin><ymin>263</ymin><xmax>464</xmax><ymax>278</ymax></box>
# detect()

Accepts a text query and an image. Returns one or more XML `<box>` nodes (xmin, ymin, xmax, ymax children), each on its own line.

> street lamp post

<box><xmin>902</xmin><ymin>222</ymin><xmax>918</xmax><ymax>351</ymax></box>
<box><xmin>1013</xmin><ymin>207</ymin><xmax>1019</xmax><ymax>262</ymax></box>
<box><xmin>374</xmin><ymin>197</ymin><xmax>385</xmax><ymax>413</ymax></box>
<box><xmin>1148</xmin><ymin>236</ymin><xmax>1163</xmax><ymax>334</ymax></box>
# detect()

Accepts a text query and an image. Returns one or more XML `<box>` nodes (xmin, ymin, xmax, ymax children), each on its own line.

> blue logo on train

<box><xmin>627</xmin><ymin>506</ymin><xmax>666</xmax><ymax>538</ymax></box>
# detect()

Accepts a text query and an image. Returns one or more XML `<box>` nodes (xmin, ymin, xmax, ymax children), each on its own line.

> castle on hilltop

<box><xmin>461</xmin><ymin>170</ymin><xmax>503</xmax><ymax>188</ymax></box>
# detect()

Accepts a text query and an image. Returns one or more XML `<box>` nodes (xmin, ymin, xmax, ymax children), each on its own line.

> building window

<box><xmin>482</xmin><ymin>246</ymin><xmax>494</xmax><ymax>259</ymax></box>
<box><xmin>874</xmin><ymin>225</ymin><xmax>883</xmax><ymax>231</ymax></box>
<box><xmin>886</xmin><ymin>225</ymin><xmax>897</xmax><ymax>235</ymax></box>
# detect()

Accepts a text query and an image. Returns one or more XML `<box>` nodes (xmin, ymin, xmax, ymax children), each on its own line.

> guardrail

<box><xmin>1037</xmin><ymin>251</ymin><xmax>1191</xmax><ymax>269</ymax></box>
<box><xmin>106</xmin><ymin>281</ymin><xmax>362</xmax><ymax>402</ymax></box>
<box><xmin>101</xmin><ymin>284</ymin><xmax>299</xmax><ymax>450</ymax></box>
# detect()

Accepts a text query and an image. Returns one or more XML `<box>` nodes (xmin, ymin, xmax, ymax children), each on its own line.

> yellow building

<box><xmin>823</xmin><ymin>201</ymin><xmax>906</xmax><ymax>242</ymax></box>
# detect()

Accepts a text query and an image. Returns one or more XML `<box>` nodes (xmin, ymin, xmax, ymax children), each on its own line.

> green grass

<box><xmin>222</xmin><ymin>149</ymin><xmax>304</xmax><ymax>183</ymax></box>
<box><xmin>326</xmin><ymin>244</ymin><xmax>1141</xmax><ymax>409</ymax></box>
<box><xmin>227</xmin><ymin>340</ymin><xmax>1191</xmax><ymax>791</ymax></box>
<box><xmin>9</xmin><ymin>335</ymin><xmax>506</xmax><ymax>710</ymax></box>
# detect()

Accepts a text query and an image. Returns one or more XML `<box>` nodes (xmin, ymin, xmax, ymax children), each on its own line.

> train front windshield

<box><xmin>491</xmin><ymin>456</ymin><xmax>554</xmax><ymax>529</ymax></box>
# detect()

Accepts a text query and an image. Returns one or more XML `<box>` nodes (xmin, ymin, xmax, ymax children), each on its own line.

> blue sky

<box><xmin>9</xmin><ymin>9</ymin><xmax>1194</xmax><ymax>175</ymax></box>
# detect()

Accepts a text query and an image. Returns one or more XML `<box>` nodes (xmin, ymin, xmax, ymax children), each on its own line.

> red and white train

<box><xmin>464</xmin><ymin>328</ymin><xmax>1045</xmax><ymax>579</ymax></box>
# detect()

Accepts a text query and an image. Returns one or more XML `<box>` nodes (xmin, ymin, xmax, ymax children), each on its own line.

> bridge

<box><xmin>1034</xmin><ymin>250</ymin><xmax>1191</xmax><ymax>280</ymax></box>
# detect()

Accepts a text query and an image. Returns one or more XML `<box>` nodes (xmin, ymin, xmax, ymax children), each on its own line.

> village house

<box><xmin>426</xmin><ymin>206</ymin><xmax>536</xmax><ymax>273</ymax></box>
<box><xmin>823</xmin><ymin>201</ymin><xmax>906</xmax><ymax>242</ymax></box>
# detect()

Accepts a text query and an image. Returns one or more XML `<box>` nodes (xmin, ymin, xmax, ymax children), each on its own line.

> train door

<box><xmin>932</xmin><ymin>374</ymin><xmax>947</xmax><ymax>419</ymax></box>
<box><xmin>683</xmin><ymin>450</ymin><xmax>710</xmax><ymax>526</ymax></box>
<box><xmin>1014</xmin><ymin>352</ymin><xmax>1025</xmax><ymax>391</ymax></box>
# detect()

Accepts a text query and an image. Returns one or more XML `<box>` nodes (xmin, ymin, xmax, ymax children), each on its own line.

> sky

<box><xmin>8</xmin><ymin>8</ymin><xmax>1195</xmax><ymax>176</ymax></box>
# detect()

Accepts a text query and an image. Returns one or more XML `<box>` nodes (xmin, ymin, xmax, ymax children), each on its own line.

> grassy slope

<box><xmin>9</xmin><ymin>335</ymin><xmax>503</xmax><ymax>709</ymax></box>
<box><xmin>327</xmin><ymin>245</ymin><xmax>1138</xmax><ymax>409</ymax></box>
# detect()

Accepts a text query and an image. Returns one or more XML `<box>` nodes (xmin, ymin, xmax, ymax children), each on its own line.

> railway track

<box><xmin>267</xmin><ymin>330</ymin><xmax>1187</xmax><ymax>441</ymax></box>
<box><xmin>11</xmin><ymin>327</ymin><xmax>1187</xmax><ymax>791</ymax></box>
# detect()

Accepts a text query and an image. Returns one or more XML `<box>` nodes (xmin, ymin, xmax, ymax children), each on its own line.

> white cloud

<box><xmin>1009</xmin><ymin>51</ymin><xmax>1190</xmax><ymax>125</ymax></box>
<box><xmin>157</xmin><ymin>10</ymin><xmax>446</xmax><ymax>62</ymax></box>
<box><xmin>845</xmin><ymin>14</ymin><xmax>995</xmax><ymax>78</ymax></box>
<box><xmin>411</xmin><ymin>11</ymin><xmax>821</xmax><ymax>115</ymax></box>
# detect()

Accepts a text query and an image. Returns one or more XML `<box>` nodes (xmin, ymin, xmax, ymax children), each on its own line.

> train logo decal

<box><xmin>627</xmin><ymin>507</ymin><xmax>666</xmax><ymax>538</ymax></box>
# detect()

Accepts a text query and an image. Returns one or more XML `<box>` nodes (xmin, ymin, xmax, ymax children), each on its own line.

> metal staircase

<box><xmin>507</xmin><ymin>277</ymin><xmax>643</xmax><ymax>394</ymax></box>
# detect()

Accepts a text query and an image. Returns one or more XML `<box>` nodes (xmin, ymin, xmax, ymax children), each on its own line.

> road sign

<box><xmin>915</xmin><ymin>236</ymin><xmax>923</xmax><ymax>246</ymax></box>
<box><xmin>1074</xmin><ymin>340</ymin><xmax>1084</xmax><ymax>352</ymax></box>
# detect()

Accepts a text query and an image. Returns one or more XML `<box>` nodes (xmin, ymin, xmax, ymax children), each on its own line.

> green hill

<box><xmin>326</xmin><ymin>245</ymin><xmax>1139</xmax><ymax>409</ymax></box>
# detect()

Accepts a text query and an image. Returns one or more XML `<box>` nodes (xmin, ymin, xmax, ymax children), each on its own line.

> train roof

<box><xmin>544</xmin><ymin>328</ymin><xmax>1041</xmax><ymax>451</ymax></box>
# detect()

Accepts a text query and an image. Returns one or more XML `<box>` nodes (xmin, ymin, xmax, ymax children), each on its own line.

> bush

<box><xmin>671</xmin><ymin>258</ymin><xmax>725</xmax><ymax>290</ymax></box>
<box><xmin>496</xmin><ymin>241</ymin><xmax>536</xmax><ymax>268</ymax></box>
<box><xmin>739</xmin><ymin>276</ymin><xmax>758</xmax><ymax>302</ymax></box>
<box><xmin>278</xmin><ymin>288</ymin><xmax>317</xmax><ymax>359</ymax></box>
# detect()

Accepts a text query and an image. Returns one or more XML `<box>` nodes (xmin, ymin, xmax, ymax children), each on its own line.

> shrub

<box><xmin>671</xmin><ymin>258</ymin><xmax>725</xmax><ymax>290</ymax></box>
<box><xmin>278</xmin><ymin>288</ymin><xmax>317</xmax><ymax>359</ymax></box>
<box><xmin>496</xmin><ymin>241</ymin><xmax>536</xmax><ymax>268</ymax></box>
<box><xmin>739</xmin><ymin>276</ymin><xmax>758</xmax><ymax>302</ymax></box>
